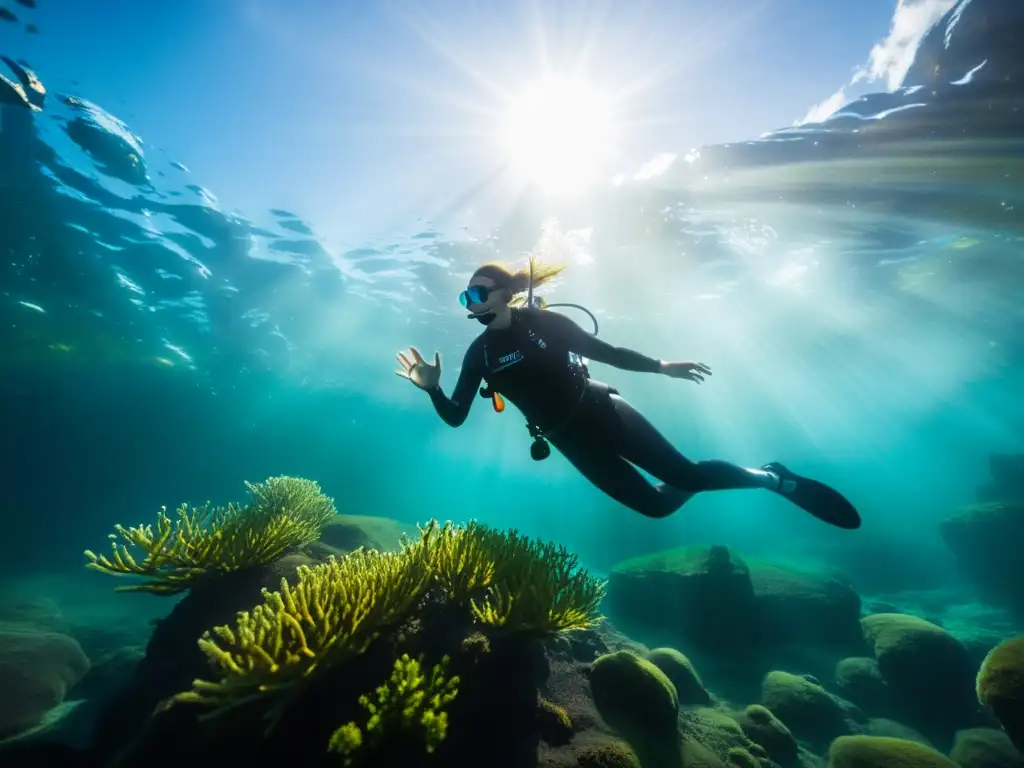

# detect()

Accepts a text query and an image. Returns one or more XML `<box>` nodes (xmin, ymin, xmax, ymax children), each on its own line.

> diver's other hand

<box><xmin>659</xmin><ymin>361</ymin><xmax>712</xmax><ymax>384</ymax></box>
<box><xmin>395</xmin><ymin>346</ymin><xmax>441</xmax><ymax>390</ymax></box>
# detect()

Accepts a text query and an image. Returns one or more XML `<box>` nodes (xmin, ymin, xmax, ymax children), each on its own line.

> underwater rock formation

<box><xmin>826</xmin><ymin>734</ymin><xmax>958</xmax><ymax>767</ymax></box>
<box><xmin>949</xmin><ymin>727</ymin><xmax>1024</xmax><ymax>768</ymax></box>
<box><xmin>0</xmin><ymin>626</ymin><xmax>89</xmax><ymax>737</ymax></box>
<box><xmin>976</xmin><ymin>454</ymin><xmax>1024</xmax><ymax>503</ymax></box>
<box><xmin>315</xmin><ymin>512</ymin><xmax>408</xmax><ymax>554</ymax></box>
<box><xmin>646</xmin><ymin>647</ymin><xmax>712</xmax><ymax>707</ymax></box>
<box><xmin>860</xmin><ymin>613</ymin><xmax>984</xmax><ymax>748</ymax></box>
<box><xmin>977</xmin><ymin>635</ymin><xmax>1024</xmax><ymax>754</ymax></box>
<box><xmin>737</xmin><ymin>704</ymin><xmax>799</xmax><ymax>766</ymax></box>
<box><xmin>940</xmin><ymin>501</ymin><xmax>1024</xmax><ymax>617</ymax></box>
<box><xmin>941</xmin><ymin>454</ymin><xmax>1024</xmax><ymax>615</ymax></box>
<box><xmin>605</xmin><ymin>545</ymin><xmax>864</xmax><ymax>697</ymax></box>
<box><xmin>759</xmin><ymin>670</ymin><xmax>863</xmax><ymax>749</ymax></box>
<box><xmin>833</xmin><ymin>657</ymin><xmax>892</xmax><ymax>718</ymax></box>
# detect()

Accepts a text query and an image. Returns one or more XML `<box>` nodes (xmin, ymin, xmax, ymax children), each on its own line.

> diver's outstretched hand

<box><xmin>660</xmin><ymin>361</ymin><xmax>712</xmax><ymax>384</ymax></box>
<box><xmin>395</xmin><ymin>346</ymin><xmax>441</xmax><ymax>390</ymax></box>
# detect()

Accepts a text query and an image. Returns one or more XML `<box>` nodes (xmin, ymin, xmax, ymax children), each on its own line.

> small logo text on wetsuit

<box><xmin>498</xmin><ymin>350</ymin><xmax>523</xmax><ymax>366</ymax></box>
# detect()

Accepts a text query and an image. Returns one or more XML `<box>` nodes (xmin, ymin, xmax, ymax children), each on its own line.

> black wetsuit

<box><xmin>426</xmin><ymin>307</ymin><xmax>772</xmax><ymax>518</ymax></box>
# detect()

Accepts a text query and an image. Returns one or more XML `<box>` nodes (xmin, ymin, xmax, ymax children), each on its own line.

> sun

<box><xmin>499</xmin><ymin>76</ymin><xmax>616</xmax><ymax>195</ymax></box>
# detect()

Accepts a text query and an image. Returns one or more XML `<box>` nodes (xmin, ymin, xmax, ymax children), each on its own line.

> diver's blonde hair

<box><xmin>471</xmin><ymin>256</ymin><xmax>565</xmax><ymax>302</ymax></box>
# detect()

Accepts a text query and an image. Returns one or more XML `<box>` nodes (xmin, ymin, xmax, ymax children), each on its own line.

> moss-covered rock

<box><xmin>748</xmin><ymin>562</ymin><xmax>862</xmax><ymax>651</ymax></box>
<box><xmin>681</xmin><ymin>707</ymin><xmax>762</xmax><ymax>761</ymax></box>
<box><xmin>977</xmin><ymin>635</ymin><xmax>1024</xmax><ymax>753</ymax></box>
<box><xmin>725</xmin><ymin>746</ymin><xmax>761</xmax><ymax>767</ymax></box>
<box><xmin>939</xmin><ymin>501</ymin><xmax>1024</xmax><ymax>616</ymax></box>
<box><xmin>761</xmin><ymin>671</ymin><xmax>854</xmax><ymax>746</ymax></box>
<box><xmin>314</xmin><ymin>513</ymin><xmax>408</xmax><ymax>554</ymax></box>
<box><xmin>606</xmin><ymin>546</ymin><xmax>863</xmax><ymax>664</ymax></box>
<box><xmin>949</xmin><ymin>727</ymin><xmax>1024</xmax><ymax>768</ymax></box>
<box><xmin>738</xmin><ymin>704</ymin><xmax>798</xmax><ymax>765</ymax></box>
<box><xmin>861</xmin><ymin>613</ymin><xmax>978</xmax><ymax>738</ymax></box>
<box><xmin>574</xmin><ymin>736</ymin><xmax>642</xmax><ymax>767</ymax></box>
<box><xmin>589</xmin><ymin>650</ymin><xmax>679</xmax><ymax>742</ymax></box>
<box><xmin>834</xmin><ymin>657</ymin><xmax>890</xmax><ymax>716</ymax></box>
<box><xmin>606</xmin><ymin>546</ymin><xmax>755</xmax><ymax>655</ymax></box>
<box><xmin>827</xmin><ymin>735</ymin><xmax>958</xmax><ymax>767</ymax></box>
<box><xmin>0</xmin><ymin>627</ymin><xmax>90</xmax><ymax>738</ymax></box>
<box><xmin>647</xmin><ymin>648</ymin><xmax>711</xmax><ymax>706</ymax></box>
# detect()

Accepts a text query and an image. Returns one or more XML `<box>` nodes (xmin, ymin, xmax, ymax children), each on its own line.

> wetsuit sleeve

<box><xmin>537</xmin><ymin>309</ymin><xmax>662</xmax><ymax>373</ymax></box>
<box><xmin>426</xmin><ymin>340</ymin><xmax>484</xmax><ymax>427</ymax></box>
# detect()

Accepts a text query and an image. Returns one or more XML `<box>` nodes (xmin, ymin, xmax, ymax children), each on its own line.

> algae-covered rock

<box><xmin>826</xmin><ymin>734</ymin><xmax>958</xmax><ymax>767</ymax></box>
<box><xmin>738</xmin><ymin>704</ymin><xmax>798</xmax><ymax>765</ymax></box>
<box><xmin>681</xmin><ymin>707</ymin><xmax>763</xmax><ymax>762</ymax></box>
<box><xmin>748</xmin><ymin>562</ymin><xmax>862</xmax><ymax>651</ymax></box>
<box><xmin>606</xmin><ymin>545</ymin><xmax>755</xmax><ymax>654</ymax></box>
<box><xmin>647</xmin><ymin>647</ymin><xmax>711</xmax><ymax>706</ymax></box>
<box><xmin>573</xmin><ymin>735</ymin><xmax>642</xmax><ymax>767</ymax></box>
<box><xmin>976</xmin><ymin>635</ymin><xmax>1024</xmax><ymax>753</ymax></box>
<box><xmin>0</xmin><ymin>628</ymin><xmax>90</xmax><ymax>738</ymax></box>
<box><xmin>834</xmin><ymin>657</ymin><xmax>890</xmax><ymax>716</ymax></box>
<box><xmin>606</xmin><ymin>545</ymin><xmax>863</xmax><ymax>664</ymax></box>
<box><xmin>760</xmin><ymin>670</ymin><xmax>854</xmax><ymax>746</ymax></box>
<box><xmin>589</xmin><ymin>650</ymin><xmax>679</xmax><ymax>740</ymax></box>
<box><xmin>315</xmin><ymin>514</ymin><xmax>408</xmax><ymax>554</ymax></box>
<box><xmin>861</xmin><ymin>613</ymin><xmax>978</xmax><ymax>734</ymax></box>
<box><xmin>940</xmin><ymin>501</ymin><xmax>1024</xmax><ymax>615</ymax></box>
<box><xmin>726</xmin><ymin>746</ymin><xmax>761</xmax><ymax>767</ymax></box>
<box><xmin>949</xmin><ymin>727</ymin><xmax>1024</xmax><ymax>768</ymax></box>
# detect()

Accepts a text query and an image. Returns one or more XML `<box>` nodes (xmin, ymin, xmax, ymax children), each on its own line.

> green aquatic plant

<box><xmin>83</xmin><ymin>476</ymin><xmax>337</xmax><ymax>594</ymax></box>
<box><xmin>172</xmin><ymin>518</ymin><xmax>605</xmax><ymax>719</ymax></box>
<box><xmin>328</xmin><ymin>653</ymin><xmax>460</xmax><ymax>764</ymax></box>
<box><xmin>466</xmin><ymin>523</ymin><xmax>606</xmax><ymax>633</ymax></box>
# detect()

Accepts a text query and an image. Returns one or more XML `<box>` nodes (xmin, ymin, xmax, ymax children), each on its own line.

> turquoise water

<box><xmin>1</xmin><ymin>0</ymin><xmax>1024</xmax><ymax>764</ymax></box>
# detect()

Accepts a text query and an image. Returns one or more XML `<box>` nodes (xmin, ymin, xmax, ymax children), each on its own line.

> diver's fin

<box><xmin>762</xmin><ymin>462</ymin><xmax>861</xmax><ymax>530</ymax></box>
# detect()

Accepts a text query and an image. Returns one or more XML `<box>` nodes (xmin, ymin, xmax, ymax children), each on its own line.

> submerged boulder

<box><xmin>861</xmin><ymin>613</ymin><xmax>980</xmax><ymax>744</ymax></box>
<box><xmin>940</xmin><ymin>501</ymin><xmax>1024</xmax><ymax>616</ymax></box>
<box><xmin>646</xmin><ymin>648</ymin><xmax>712</xmax><ymax>707</ymax></box>
<box><xmin>760</xmin><ymin>670</ymin><xmax>860</xmax><ymax>748</ymax></box>
<box><xmin>737</xmin><ymin>704</ymin><xmax>798</xmax><ymax>766</ymax></box>
<box><xmin>826</xmin><ymin>735</ymin><xmax>957</xmax><ymax>767</ymax></box>
<box><xmin>606</xmin><ymin>546</ymin><xmax>861</xmax><ymax>651</ymax></box>
<box><xmin>314</xmin><ymin>513</ymin><xmax>408</xmax><ymax>554</ymax></box>
<box><xmin>949</xmin><ymin>727</ymin><xmax>1024</xmax><ymax>768</ymax></box>
<box><xmin>0</xmin><ymin>627</ymin><xmax>90</xmax><ymax>738</ymax></box>
<box><xmin>976</xmin><ymin>635</ymin><xmax>1024</xmax><ymax>753</ymax></box>
<box><xmin>749</xmin><ymin>563</ymin><xmax>862</xmax><ymax>650</ymax></box>
<box><xmin>834</xmin><ymin>657</ymin><xmax>891</xmax><ymax>716</ymax></box>
<box><xmin>605</xmin><ymin>545</ymin><xmax>755</xmax><ymax>655</ymax></box>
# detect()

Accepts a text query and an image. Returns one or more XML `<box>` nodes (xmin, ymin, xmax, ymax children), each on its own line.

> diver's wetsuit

<box><xmin>426</xmin><ymin>307</ymin><xmax>774</xmax><ymax>519</ymax></box>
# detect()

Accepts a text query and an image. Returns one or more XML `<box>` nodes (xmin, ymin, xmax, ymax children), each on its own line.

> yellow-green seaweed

<box><xmin>328</xmin><ymin>653</ymin><xmax>459</xmax><ymax>764</ymax></box>
<box><xmin>173</xmin><ymin>518</ymin><xmax>604</xmax><ymax>722</ymax></box>
<box><xmin>84</xmin><ymin>476</ymin><xmax>337</xmax><ymax>594</ymax></box>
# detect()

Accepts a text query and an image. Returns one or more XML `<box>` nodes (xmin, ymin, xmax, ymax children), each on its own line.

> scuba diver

<box><xmin>395</xmin><ymin>259</ymin><xmax>861</xmax><ymax>529</ymax></box>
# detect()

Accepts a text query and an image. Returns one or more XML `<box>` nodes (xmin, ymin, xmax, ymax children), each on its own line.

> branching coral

<box><xmin>172</xmin><ymin>517</ymin><xmax>605</xmax><ymax>724</ymax></box>
<box><xmin>83</xmin><ymin>476</ymin><xmax>337</xmax><ymax>595</ymax></box>
<box><xmin>467</xmin><ymin>525</ymin><xmax>607</xmax><ymax>632</ymax></box>
<box><xmin>173</xmin><ymin>543</ymin><xmax>434</xmax><ymax>710</ymax></box>
<box><xmin>328</xmin><ymin>653</ymin><xmax>460</xmax><ymax>764</ymax></box>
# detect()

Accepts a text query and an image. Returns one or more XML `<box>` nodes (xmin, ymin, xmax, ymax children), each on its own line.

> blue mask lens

<box><xmin>459</xmin><ymin>285</ymin><xmax>491</xmax><ymax>307</ymax></box>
